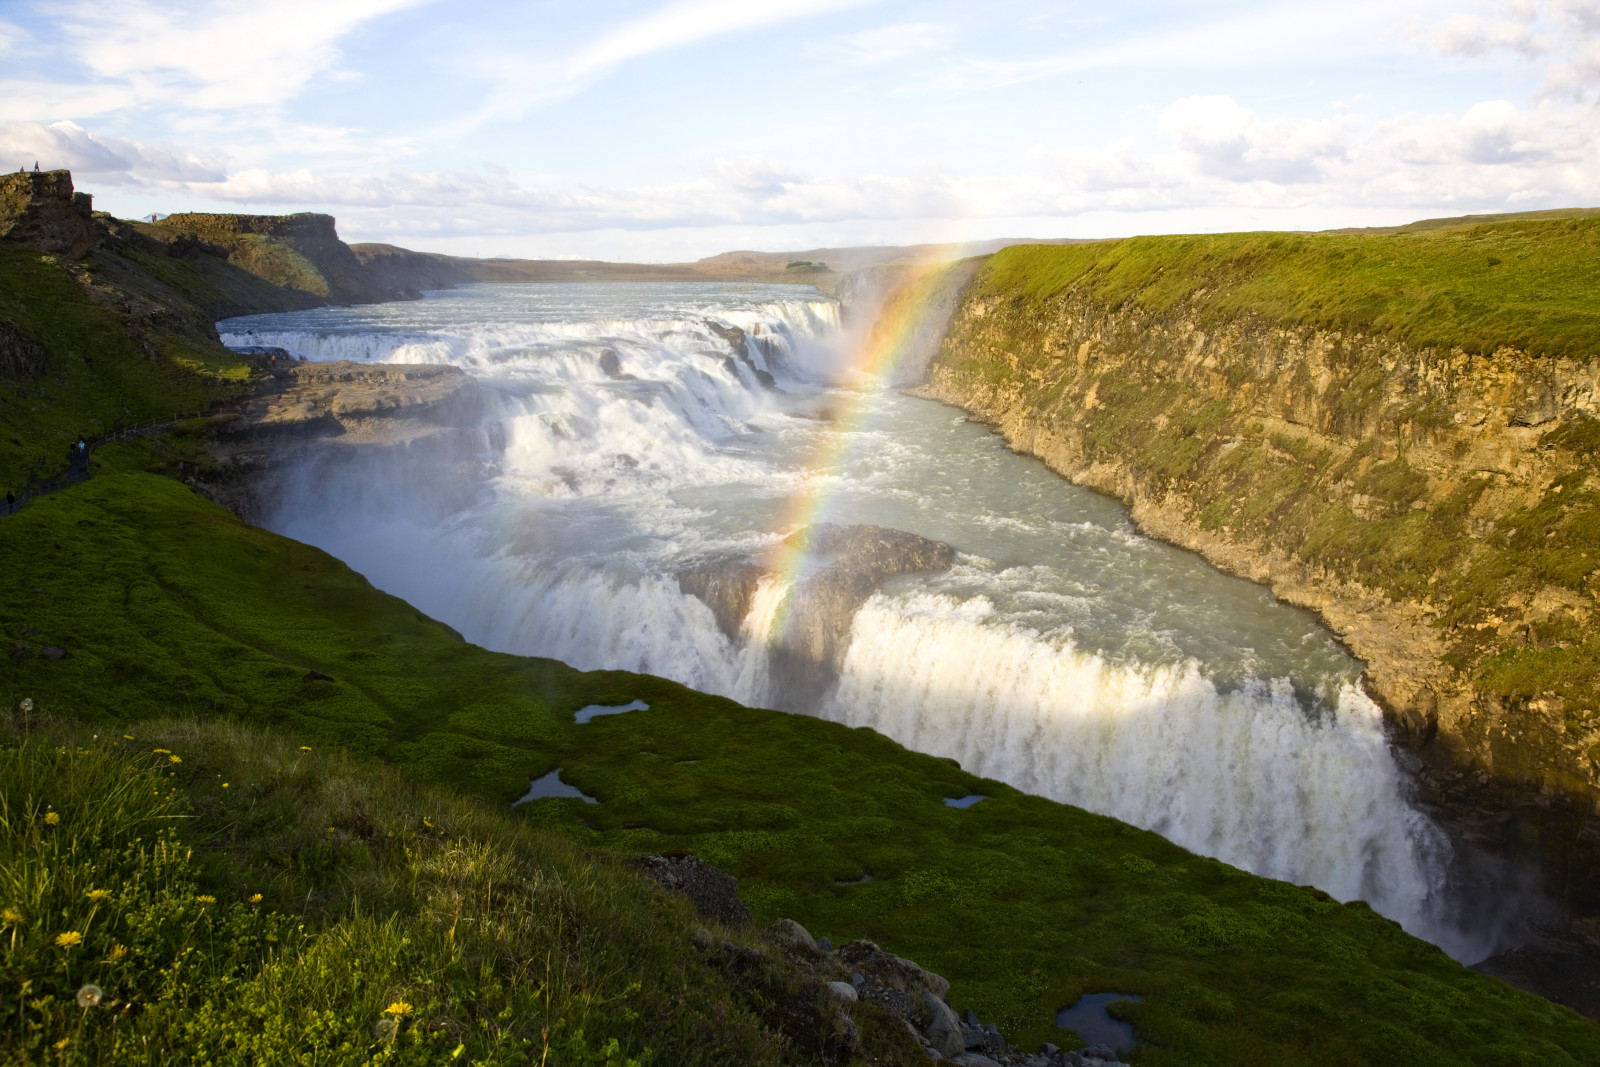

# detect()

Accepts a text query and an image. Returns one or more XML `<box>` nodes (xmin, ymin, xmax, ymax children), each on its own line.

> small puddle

<box><xmin>944</xmin><ymin>794</ymin><xmax>986</xmax><ymax>808</ymax></box>
<box><xmin>513</xmin><ymin>771</ymin><xmax>598</xmax><ymax>806</ymax></box>
<box><xmin>574</xmin><ymin>699</ymin><xmax>649</xmax><ymax>723</ymax></box>
<box><xmin>1055</xmin><ymin>993</ymin><xmax>1143</xmax><ymax>1053</ymax></box>
<box><xmin>834</xmin><ymin>873</ymin><xmax>873</xmax><ymax>886</ymax></box>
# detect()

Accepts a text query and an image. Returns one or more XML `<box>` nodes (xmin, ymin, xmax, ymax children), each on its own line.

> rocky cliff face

<box><xmin>917</xmin><ymin>268</ymin><xmax>1600</xmax><ymax>905</ymax></box>
<box><xmin>155</xmin><ymin>212</ymin><xmax>405</xmax><ymax>305</ymax></box>
<box><xmin>0</xmin><ymin>170</ymin><xmax>95</xmax><ymax>258</ymax></box>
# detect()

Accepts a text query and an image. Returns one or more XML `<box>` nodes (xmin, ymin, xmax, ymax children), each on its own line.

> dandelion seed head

<box><xmin>19</xmin><ymin>698</ymin><xmax>33</xmax><ymax>713</ymax></box>
<box><xmin>374</xmin><ymin>1016</ymin><xmax>398</xmax><ymax>1039</ymax></box>
<box><xmin>76</xmin><ymin>984</ymin><xmax>103</xmax><ymax>1009</ymax></box>
<box><xmin>55</xmin><ymin>931</ymin><xmax>83</xmax><ymax>948</ymax></box>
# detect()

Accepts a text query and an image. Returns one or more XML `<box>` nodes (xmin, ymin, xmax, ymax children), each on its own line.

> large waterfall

<box><xmin>220</xmin><ymin>281</ymin><xmax>1501</xmax><ymax>962</ymax></box>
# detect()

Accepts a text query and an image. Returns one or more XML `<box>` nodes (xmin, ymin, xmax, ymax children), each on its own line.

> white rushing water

<box><xmin>221</xmin><ymin>282</ymin><xmax>1497</xmax><ymax>961</ymax></box>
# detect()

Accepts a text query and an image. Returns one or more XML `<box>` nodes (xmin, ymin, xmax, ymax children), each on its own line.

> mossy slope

<box><xmin>3</xmin><ymin>473</ymin><xmax>1598</xmax><ymax>1065</ymax></box>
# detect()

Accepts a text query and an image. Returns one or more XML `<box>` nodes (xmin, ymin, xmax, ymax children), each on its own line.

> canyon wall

<box><xmin>913</xmin><ymin>233</ymin><xmax>1600</xmax><ymax>900</ymax></box>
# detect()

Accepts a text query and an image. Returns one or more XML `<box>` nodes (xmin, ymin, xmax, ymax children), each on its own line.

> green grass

<box><xmin>979</xmin><ymin>218</ymin><xmax>1600</xmax><ymax>358</ymax></box>
<box><xmin>4</xmin><ymin>473</ymin><xmax>1599</xmax><ymax>1065</ymax></box>
<box><xmin>0</xmin><ymin>714</ymin><xmax>896</xmax><ymax>1065</ymax></box>
<box><xmin>0</xmin><ymin>243</ymin><xmax>253</xmax><ymax>491</ymax></box>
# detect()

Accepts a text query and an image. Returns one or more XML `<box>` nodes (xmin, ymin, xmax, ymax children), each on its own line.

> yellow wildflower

<box><xmin>55</xmin><ymin>931</ymin><xmax>83</xmax><ymax>948</ymax></box>
<box><xmin>300</xmin><ymin>746</ymin><xmax>312</xmax><ymax>751</ymax></box>
<box><xmin>248</xmin><ymin>893</ymin><xmax>263</xmax><ymax>905</ymax></box>
<box><xmin>108</xmin><ymin>944</ymin><xmax>128</xmax><ymax>961</ymax></box>
<box><xmin>152</xmin><ymin>748</ymin><xmax>170</xmax><ymax>755</ymax></box>
<box><xmin>44</xmin><ymin>812</ymin><xmax>59</xmax><ymax>826</ymax></box>
<box><xmin>123</xmin><ymin>735</ymin><xmax>134</xmax><ymax>741</ymax></box>
<box><xmin>222</xmin><ymin>782</ymin><xmax>230</xmax><ymax>789</ymax></box>
<box><xmin>195</xmin><ymin>895</ymin><xmax>216</xmax><ymax>906</ymax></box>
<box><xmin>168</xmin><ymin>755</ymin><xmax>181</xmax><ymax>764</ymax></box>
<box><xmin>384</xmin><ymin>1002</ymin><xmax>413</xmax><ymax>1016</ymax></box>
<box><xmin>1</xmin><ymin>908</ymin><xmax>20</xmax><ymax>923</ymax></box>
<box><xmin>85</xmin><ymin>889</ymin><xmax>110</xmax><ymax>902</ymax></box>
<box><xmin>53</xmin><ymin>1039</ymin><xmax>69</xmax><ymax>1051</ymax></box>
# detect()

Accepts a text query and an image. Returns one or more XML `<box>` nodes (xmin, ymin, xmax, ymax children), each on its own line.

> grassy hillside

<box><xmin>4</xmin><ymin>472</ymin><xmax>1599</xmax><ymax>1065</ymax></box>
<box><xmin>0</xmin><ymin>242</ymin><xmax>255</xmax><ymax>491</ymax></box>
<box><xmin>0</xmin><ymin>715</ymin><xmax>859</xmax><ymax>1065</ymax></box>
<box><xmin>982</xmin><ymin>217</ymin><xmax>1600</xmax><ymax>358</ymax></box>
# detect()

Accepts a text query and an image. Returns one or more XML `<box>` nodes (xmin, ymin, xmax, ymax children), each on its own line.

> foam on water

<box><xmin>222</xmin><ymin>282</ymin><xmax>1510</xmax><ymax>961</ymax></box>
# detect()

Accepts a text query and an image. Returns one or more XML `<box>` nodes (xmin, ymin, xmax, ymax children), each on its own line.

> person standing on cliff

<box><xmin>32</xmin><ymin>162</ymin><xmax>39</xmax><ymax>172</ymax></box>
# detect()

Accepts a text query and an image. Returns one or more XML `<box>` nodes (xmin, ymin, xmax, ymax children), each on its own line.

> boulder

<box><xmin>763</xmin><ymin>918</ymin><xmax>819</xmax><ymax>954</ymax></box>
<box><xmin>828</xmin><ymin>980</ymin><xmax>858</xmax><ymax>1002</ymax></box>
<box><xmin>922</xmin><ymin>992</ymin><xmax>964</xmax><ymax>1058</ymax></box>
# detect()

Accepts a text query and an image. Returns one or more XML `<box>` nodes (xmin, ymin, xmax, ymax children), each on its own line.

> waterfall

<box><xmin>221</xmin><ymin>281</ymin><xmax>1507</xmax><ymax>963</ymax></box>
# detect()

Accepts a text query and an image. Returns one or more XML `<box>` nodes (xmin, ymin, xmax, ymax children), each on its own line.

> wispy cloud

<box><xmin>907</xmin><ymin>2</ymin><xmax>1411</xmax><ymax>94</ymax></box>
<box><xmin>6</xmin><ymin>0</ymin><xmax>427</xmax><ymax>115</ymax></box>
<box><xmin>805</xmin><ymin>22</ymin><xmax>952</xmax><ymax>66</ymax></box>
<box><xmin>458</xmin><ymin>0</ymin><xmax>886</xmax><ymax>127</ymax></box>
<box><xmin>0</xmin><ymin>120</ymin><xmax>226</xmax><ymax>181</ymax></box>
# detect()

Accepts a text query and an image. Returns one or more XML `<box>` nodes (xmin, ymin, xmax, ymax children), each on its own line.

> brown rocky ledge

<box><xmin>199</xmin><ymin>359</ymin><xmax>482</xmax><ymax>520</ymax></box>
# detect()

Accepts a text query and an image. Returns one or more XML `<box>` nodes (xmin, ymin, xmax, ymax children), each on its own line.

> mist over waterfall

<box><xmin>221</xmin><ymin>281</ymin><xmax>1507</xmax><ymax>962</ymax></box>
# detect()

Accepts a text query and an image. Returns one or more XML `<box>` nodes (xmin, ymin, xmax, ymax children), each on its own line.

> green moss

<box><xmin>3</xmin><ymin>474</ymin><xmax>1599</xmax><ymax>1064</ymax></box>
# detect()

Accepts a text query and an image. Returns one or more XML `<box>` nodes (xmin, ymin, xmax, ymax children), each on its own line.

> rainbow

<box><xmin>753</xmin><ymin>259</ymin><xmax>967</xmax><ymax>642</ymax></box>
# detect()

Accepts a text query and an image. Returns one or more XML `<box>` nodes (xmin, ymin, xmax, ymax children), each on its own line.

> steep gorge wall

<box><xmin>154</xmin><ymin>212</ymin><xmax>404</xmax><ymax>305</ymax></box>
<box><xmin>915</xmin><ymin>243</ymin><xmax>1600</xmax><ymax>867</ymax></box>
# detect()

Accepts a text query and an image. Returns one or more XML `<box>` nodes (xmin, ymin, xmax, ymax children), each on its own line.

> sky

<box><xmin>1</xmin><ymin>0</ymin><xmax>1598</xmax><ymax>260</ymax></box>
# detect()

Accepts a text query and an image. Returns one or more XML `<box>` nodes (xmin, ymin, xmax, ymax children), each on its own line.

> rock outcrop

<box><xmin>199</xmin><ymin>359</ymin><xmax>482</xmax><ymax>519</ymax></box>
<box><xmin>0</xmin><ymin>322</ymin><xmax>49</xmax><ymax>379</ymax></box>
<box><xmin>677</xmin><ymin>523</ymin><xmax>956</xmax><ymax>706</ymax></box>
<box><xmin>0</xmin><ymin>170</ymin><xmax>94</xmax><ymax>258</ymax></box>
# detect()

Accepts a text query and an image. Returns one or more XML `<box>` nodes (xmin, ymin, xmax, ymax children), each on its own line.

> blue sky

<box><xmin>1</xmin><ymin>0</ymin><xmax>1597</xmax><ymax>259</ymax></box>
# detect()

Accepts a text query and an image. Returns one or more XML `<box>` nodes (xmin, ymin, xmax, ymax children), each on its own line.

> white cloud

<box><xmin>1418</xmin><ymin>1</ymin><xmax>1600</xmax><ymax>97</ymax></box>
<box><xmin>1159</xmin><ymin>96</ymin><xmax>1354</xmax><ymax>184</ymax></box>
<box><xmin>0</xmin><ymin>120</ymin><xmax>226</xmax><ymax>182</ymax></box>
<box><xmin>459</xmin><ymin>0</ymin><xmax>885</xmax><ymax>127</ymax></box>
<box><xmin>25</xmin><ymin>0</ymin><xmax>428</xmax><ymax>114</ymax></box>
<box><xmin>805</xmin><ymin>22</ymin><xmax>952</xmax><ymax>66</ymax></box>
<box><xmin>0</xmin><ymin>18</ymin><xmax>24</xmax><ymax>56</ymax></box>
